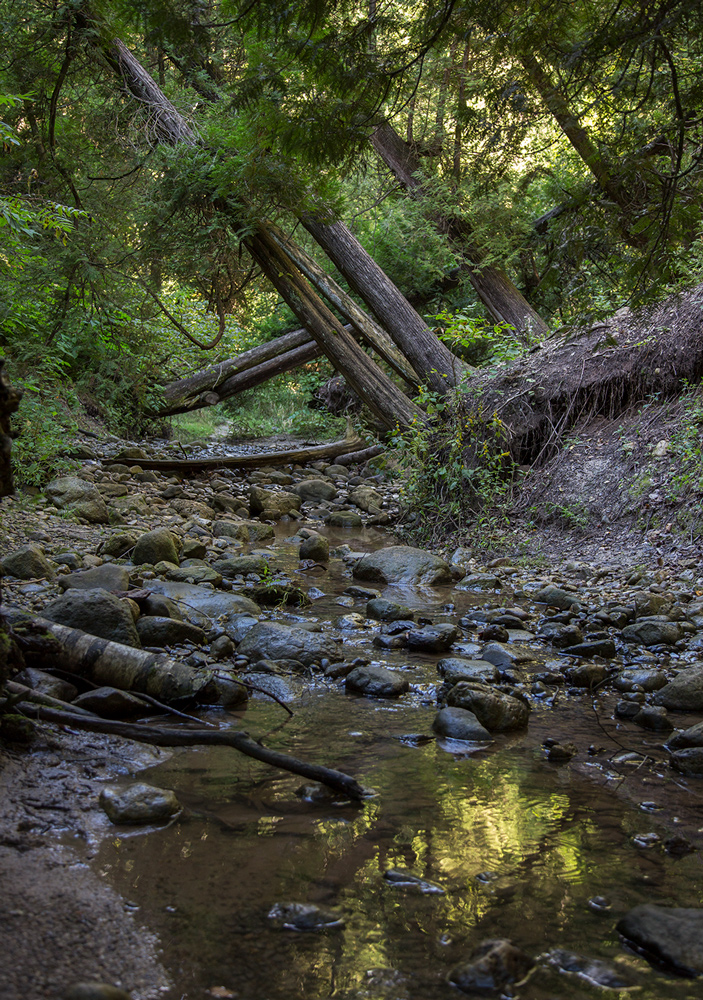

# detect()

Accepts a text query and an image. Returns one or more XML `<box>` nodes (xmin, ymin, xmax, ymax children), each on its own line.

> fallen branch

<box><xmin>334</xmin><ymin>444</ymin><xmax>385</xmax><ymax>466</ymax></box>
<box><xmin>104</xmin><ymin>431</ymin><xmax>366</xmax><ymax>473</ymax></box>
<box><xmin>20</xmin><ymin>702</ymin><xmax>368</xmax><ymax>801</ymax></box>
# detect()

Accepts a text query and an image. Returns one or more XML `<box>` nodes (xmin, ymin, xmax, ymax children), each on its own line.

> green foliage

<box><xmin>389</xmin><ymin>384</ymin><xmax>514</xmax><ymax>544</ymax></box>
<box><xmin>433</xmin><ymin>310</ymin><xmax>525</xmax><ymax>366</ymax></box>
<box><xmin>666</xmin><ymin>381</ymin><xmax>703</xmax><ymax>501</ymax></box>
<box><xmin>224</xmin><ymin>367</ymin><xmax>347</xmax><ymax>439</ymax></box>
<box><xmin>10</xmin><ymin>365</ymin><xmax>79</xmax><ymax>487</ymax></box>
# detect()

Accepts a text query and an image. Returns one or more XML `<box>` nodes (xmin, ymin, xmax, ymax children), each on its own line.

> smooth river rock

<box><xmin>237</xmin><ymin>621</ymin><xmax>340</xmax><ymax>666</ymax></box>
<box><xmin>43</xmin><ymin>589</ymin><xmax>142</xmax><ymax>648</ymax></box>
<box><xmin>132</xmin><ymin>527</ymin><xmax>180</xmax><ymax>566</ymax></box>
<box><xmin>58</xmin><ymin>564</ymin><xmax>131</xmax><ymax>593</ymax></box>
<box><xmin>1</xmin><ymin>544</ymin><xmax>54</xmax><ymax>580</ymax></box>
<box><xmin>447</xmin><ymin>682</ymin><xmax>530</xmax><ymax>732</ymax></box>
<box><xmin>653</xmin><ymin>664</ymin><xmax>703</xmax><ymax>711</ymax></box>
<box><xmin>345</xmin><ymin>665</ymin><xmax>409</xmax><ymax>698</ymax></box>
<box><xmin>147</xmin><ymin>580</ymin><xmax>260</xmax><ymax>620</ymax></box>
<box><xmin>353</xmin><ymin>545</ymin><xmax>453</xmax><ymax>586</ymax></box>
<box><xmin>99</xmin><ymin>782</ymin><xmax>180</xmax><ymax>825</ymax></box>
<box><xmin>432</xmin><ymin>707</ymin><xmax>492</xmax><ymax>742</ymax></box>
<box><xmin>616</xmin><ymin>904</ymin><xmax>703</xmax><ymax>975</ymax></box>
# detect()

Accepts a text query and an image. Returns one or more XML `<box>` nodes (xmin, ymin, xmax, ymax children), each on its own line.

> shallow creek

<box><xmin>95</xmin><ymin>524</ymin><xmax>702</xmax><ymax>1000</ymax></box>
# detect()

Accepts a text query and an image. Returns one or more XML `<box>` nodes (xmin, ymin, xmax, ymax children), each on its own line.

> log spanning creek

<box><xmin>78</xmin><ymin>522</ymin><xmax>703</xmax><ymax>1000</ymax></box>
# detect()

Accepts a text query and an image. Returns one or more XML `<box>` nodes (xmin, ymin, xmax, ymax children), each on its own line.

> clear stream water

<box><xmin>95</xmin><ymin>525</ymin><xmax>703</xmax><ymax>1000</ymax></box>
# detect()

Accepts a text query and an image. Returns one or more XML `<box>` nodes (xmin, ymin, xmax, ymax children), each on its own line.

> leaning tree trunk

<box><xmin>370</xmin><ymin>121</ymin><xmax>549</xmax><ymax>338</ymax></box>
<box><xmin>97</xmin><ymin>32</ymin><xmax>426</xmax><ymax>430</ymax></box>
<box><xmin>302</xmin><ymin>214</ymin><xmax>466</xmax><ymax>393</ymax></box>
<box><xmin>247</xmin><ymin>222</ymin><xmax>425</xmax><ymax>429</ymax></box>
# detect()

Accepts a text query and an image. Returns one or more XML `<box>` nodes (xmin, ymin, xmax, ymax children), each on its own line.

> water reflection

<box><xmin>97</xmin><ymin>691</ymin><xmax>702</xmax><ymax>1000</ymax></box>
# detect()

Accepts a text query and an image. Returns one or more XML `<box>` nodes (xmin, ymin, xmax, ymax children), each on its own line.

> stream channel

<box><xmin>91</xmin><ymin>522</ymin><xmax>702</xmax><ymax>1000</ymax></box>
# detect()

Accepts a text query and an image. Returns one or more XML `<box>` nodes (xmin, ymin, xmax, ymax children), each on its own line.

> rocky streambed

<box><xmin>2</xmin><ymin>436</ymin><xmax>703</xmax><ymax>999</ymax></box>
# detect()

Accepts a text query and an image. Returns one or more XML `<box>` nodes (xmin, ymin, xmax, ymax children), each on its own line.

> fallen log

<box><xmin>104</xmin><ymin>430</ymin><xmax>366</xmax><ymax>473</ymax></box>
<box><xmin>334</xmin><ymin>444</ymin><xmax>385</xmax><ymax>466</ymax></box>
<box><xmin>20</xmin><ymin>702</ymin><xmax>369</xmax><ymax>801</ymax></box>
<box><xmin>7</xmin><ymin>611</ymin><xmax>225</xmax><ymax>704</ymax></box>
<box><xmin>159</xmin><ymin>327</ymin><xmax>318</xmax><ymax>415</ymax></box>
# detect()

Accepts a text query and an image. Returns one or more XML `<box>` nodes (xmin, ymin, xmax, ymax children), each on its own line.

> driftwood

<box><xmin>104</xmin><ymin>430</ymin><xmax>366</xmax><ymax>473</ymax></box>
<box><xmin>8</xmin><ymin>612</ymin><xmax>221</xmax><ymax>704</ymax></box>
<box><xmin>19</xmin><ymin>702</ymin><xmax>368</xmax><ymax>801</ymax></box>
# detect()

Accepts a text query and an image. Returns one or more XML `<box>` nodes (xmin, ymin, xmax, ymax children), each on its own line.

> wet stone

<box><xmin>456</xmin><ymin>572</ymin><xmax>502</xmax><ymax>591</ymax></box>
<box><xmin>437</xmin><ymin>657</ymin><xmax>499</xmax><ymax>685</ymax></box>
<box><xmin>353</xmin><ymin>545</ymin><xmax>452</xmax><ymax>586</ymax></box>
<box><xmin>613</xmin><ymin>668</ymin><xmax>668</xmax><ymax>692</ymax></box>
<box><xmin>622</xmin><ymin>619</ymin><xmax>682</xmax><ymax>647</ymax></box>
<box><xmin>448</xmin><ymin>939</ymin><xmax>534</xmax><ymax>995</ymax></box>
<box><xmin>633</xmin><ymin>705</ymin><xmax>673</xmax><ymax>732</ymax></box>
<box><xmin>563</xmin><ymin>638</ymin><xmax>616</xmax><ymax>658</ymax></box>
<box><xmin>383</xmin><ymin>869</ymin><xmax>445</xmax><ymax>894</ymax></box>
<box><xmin>99</xmin><ymin>782</ymin><xmax>180</xmax><ymax>825</ymax></box>
<box><xmin>667</xmin><ymin>721</ymin><xmax>703</xmax><ymax>750</ymax></box>
<box><xmin>72</xmin><ymin>687</ymin><xmax>149</xmax><ymax>719</ymax></box>
<box><xmin>652</xmin><ymin>664</ymin><xmax>703</xmax><ymax>711</ymax></box>
<box><xmin>267</xmin><ymin>902</ymin><xmax>344</xmax><ymax>931</ymax></box>
<box><xmin>447</xmin><ymin>682</ymin><xmax>530</xmax><ymax>732</ymax></box>
<box><xmin>432</xmin><ymin>707</ymin><xmax>492</xmax><ymax>742</ymax></box>
<box><xmin>670</xmin><ymin>747</ymin><xmax>703</xmax><ymax>775</ymax></box>
<box><xmin>345</xmin><ymin>665</ymin><xmax>410</xmax><ymax>698</ymax></box>
<box><xmin>563</xmin><ymin>662</ymin><xmax>607</xmax><ymax>688</ymax></box>
<box><xmin>406</xmin><ymin>623</ymin><xmax>458</xmax><ymax>653</ymax></box>
<box><xmin>545</xmin><ymin>949</ymin><xmax>633</xmax><ymax>989</ymax></box>
<box><xmin>299</xmin><ymin>532</ymin><xmax>329</xmax><ymax>562</ymax></box>
<box><xmin>616</xmin><ymin>904</ymin><xmax>703</xmax><ymax>976</ymax></box>
<box><xmin>64</xmin><ymin>985</ymin><xmax>132</xmax><ymax>1000</ymax></box>
<box><xmin>366</xmin><ymin>598</ymin><xmax>413</xmax><ymax>622</ymax></box>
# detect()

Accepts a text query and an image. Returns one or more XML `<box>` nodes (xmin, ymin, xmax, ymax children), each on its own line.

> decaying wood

<box><xmin>20</xmin><ymin>703</ymin><xmax>368</xmax><ymax>801</ymax></box>
<box><xmin>104</xmin><ymin>430</ymin><xmax>367</xmax><ymax>473</ymax></box>
<box><xmin>9</xmin><ymin>612</ymin><xmax>218</xmax><ymax>704</ymax></box>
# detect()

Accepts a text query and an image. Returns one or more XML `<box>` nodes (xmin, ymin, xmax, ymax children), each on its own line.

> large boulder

<box><xmin>43</xmin><ymin>589</ymin><xmax>141</xmax><ymax>647</ymax></box>
<box><xmin>621</xmin><ymin>618</ymin><xmax>681</xmax><ymax>646</ymax></box>
<box><xmin>237</xmin><ymin>622</ymin><xmax>340</xmax><ymax>666</ymax></box>
<box><xmin>1</xmin><ymin>544</ymin><xmax>54</xmax><ymax>580</ymax></box>
<box><xmin>447</xmin><ymin>682</ymin><xmax>530</xmax><ymax>732</ymax></box>
<box><xmin>345</xmin><ymin>665</ymin><xmax>409</xmax><ymax>698</ymax></box>
<box><xmin>44</xmin><ymin>476</ymin><xmax>110</xmax><ymax>523</ymax></box>
<box><xmin>653</xmin><ymin>665</ymin><xmax>703</xmax><ymax>711</ymax></box>
<box><xmin>616</xmin><ymin>905</ymin><xmax>703</xmax><ymax>976</ymax></box>
<box><xmin>132</xmin><ymin>528</ymin><xmax>180</xmax><ymax>566</ymax></box>
<box><xmin>58</xmin><ymin>564</ymin><xmax>130</xmax><ymax>593</ymax></box>
<box><xmin>348</xmin><ymin>485</ymin><xmax>383</xmax><ymax>513</ymax></box>
<box><xmin>353</xmin><ymin>546</ymin><xmax>452</xmax><ymax>586</ymax></box>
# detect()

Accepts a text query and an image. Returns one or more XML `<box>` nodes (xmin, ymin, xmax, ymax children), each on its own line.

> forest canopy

<box><xmin>1</xmin><ymin>0</ymin><xmax>702</xmax><ymax>478</ymax></box>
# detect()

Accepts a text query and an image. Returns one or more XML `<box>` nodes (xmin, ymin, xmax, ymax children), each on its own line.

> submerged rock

<box><xmin>616</xmin><ymin>904</ymin><xmax>703</xmax><ymax>975</ymax></box>
<box><xmin>449</xmin><ymin>939</ymin><xmax>534</xmax><ymax>994</ymax></box>
<box><xmin>267</xmin><ymin>902</ymin><xmax>344</xmax><ymax>931</ymax></box>
<box><xmin>99</xmin><ymin>782</ymin><xmax>180</xmax><ymax>825</ymax></box>
<box><xmin>383</xmin><ymin>869</ymin><xmax>445</xmax><ymax>894</ymax></box>
<box><xmin>545</xmin><ymin>948</ymin><xmax>633</xmax><ymax>989</ymax></box>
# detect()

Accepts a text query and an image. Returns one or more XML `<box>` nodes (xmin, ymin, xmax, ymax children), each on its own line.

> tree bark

<box><xmin>302</xmin><ymin>214</ymin><xmax>465</xmax><ymax>393</ymax></box>
<box><xmin>520</xmin><ymin>53</ymin><xmax>630</xmax><ymax>210</ymax></box>
<box><xmin>97</xmin><ymin>32</ymin><xmax>425</xmax><ymax>431</ymax></box>
<box><xmin>247</xmin><ymin>222</ymin><xmax>425</xmax><ymax>429</ymax></box>
<box><xmin>0</xmin><ymin>360</ymin><xmax>22</xmax><ymax>499</ymax></box>
<box><xmin>370</xmin><ymin>121</ymin><xmax>549</xmax><ymax>338</ymax></box>
<box><xmin>159</xmin><ymin>329</ymin><xmax>319</xmax><ymax>415</ymax></box>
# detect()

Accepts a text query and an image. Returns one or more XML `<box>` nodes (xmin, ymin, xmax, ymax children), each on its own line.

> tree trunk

<box><xmin>158</xmin><ymin>327</ymin><xmax>319</xmax><ymax>414</ymax></box>
<box><xmin>520</xmin><ymin>53</ymin><xmax>629</xmax><ymax>210</ymax></box>
<box><xmin>247</xmin><ymin>222</ymin><xmax>425</xmax><ymax>429</ymax></box>
<box><xmin>370</xmin><ymin>121</ymin><xmax>549</xmax><ymax>338</ymax></box>
<box><xmin>302</xmin><ymin>214</ymin><xmax>465</xmax><ymax>393</ymax></box>
<box><xmin>267</xmin><ymin>224</ymin><xmax>420</xmax><ymax>386</ymax></box>
<box><xmin>96</xmin><ymin>32</ymin><xmax>425</xmax><ymax>431</ymax></box>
